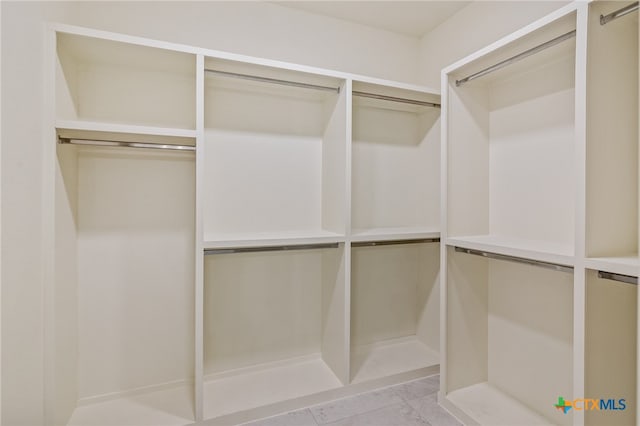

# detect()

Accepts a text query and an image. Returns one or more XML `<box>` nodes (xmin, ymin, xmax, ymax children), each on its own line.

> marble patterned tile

<box><xmin>309</xmin><ymin>387</ymin><xmax>403</xmax><ymax>424</ymax></box>
<box><xmin>324</xmin><ymin>401</ymin><xmax>430</xmax><ymax>426</ymax></box>
<box><xmin>407</xmin><ymin>393</ymin><xmax>462</xmax><ymax>426</ymax></box>
<box><xmin>242</xmin><ymin>409</ymin><xmax>318</xmax><ymax>426</ymax></box>
<box><xmin>390</xmin><ymin>375</ymin><xmax>440</xmax><ymax>402</ymax></box>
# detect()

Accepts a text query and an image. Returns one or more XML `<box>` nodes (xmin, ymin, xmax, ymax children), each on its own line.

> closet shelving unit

<box><xmin>350</xmin><ymin>81</ymin><xmax>441</xmax><ymax>384</ymax></box>
<box><xmin>584</xmin><ymin>2</ymin><xmax>638</xmax><ymax>426</ymax></box>
<box><xmin>45</xmin><ymin>23</ymin><xmax>442</xmax><ymax>426</ymax></box>
<box><xmin>440</xmin><ymin>2</ymin><xmax>639</xmax><ymax>426</ymax></box>
<box><xmin>50</xmin><ymin>26</ymin><xmax>198</xmax><ymax>426</ymax></box>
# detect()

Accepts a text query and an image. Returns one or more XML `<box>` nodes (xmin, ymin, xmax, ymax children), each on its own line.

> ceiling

<box><xmin>274</xmin><ymin>1</ymin><xmax>472</xmax><ymax>38</ymax></box>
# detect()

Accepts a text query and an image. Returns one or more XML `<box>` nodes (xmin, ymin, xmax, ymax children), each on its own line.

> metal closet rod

<box><xmin>455</xmin><ymin>29</ymin><xmax>576</xmax><ymax>87</ymax></box>
<box><xmin>352</xmin><ymin>238</ymin><xmax>440</xmax><ymax>248</ymax></box>
<box><xmin>204</xmin><ymin>242</ymin><xmax>339</xmax><ymax>255</ymax></box>
<box><xmin>352</xmin><ymin>91</ymin><xmax>440</xmax><ymax>108</ymax></box>
<box><xmin>204</xmin><ymin>68</ymin><xmax>340</xmax><ymax>93</ymax></box>
<box><xmin>58</xmin><ymin>137</ymin><xmax>196</xmax><ymax>152</ymax></box>
<box><xmin>204</xmin><ymin>68</ymin><xmax>440</xmax><ymax>108</ymax></box>
<box><xmin>601</xmin><ymin>1</ymin><xmax>638</xmax><ymax>25</ymax></box>
<box><xmin>454</xmin><ymin>246</ymin><xmax>574</xmax><ymax>273</ymax></box>
<box><xmin>598</xmin><ymin>271</ymin><xmax>638</xmax><ymax>285</ymax></box>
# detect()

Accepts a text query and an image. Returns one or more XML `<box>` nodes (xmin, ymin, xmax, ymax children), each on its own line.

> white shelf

<box><xmin>204</xmin><ymin>355</ymin><xmax>341</xmax><ymax>419</ymax></box>
<box><xmin>585</xmin><ymin>255</ymin><xmax>638</xmax><ymax>278</ymax></box>
<box><xmin>446</xmin><ymin>383</ymin><xmax>555</xmax><ymax>426</ymax></box>
<box><xmin>351</xmin><ymin>336</ymin><xmax>439</xmax><ymax>384</ymax></box>
<box><xmin>447</xmin><ymin>235</ymin><xmax>574</xmax><ymax>267</ymax></box>
<box><xmin>351</xmin><ymin>227</ymin><xmax>439</xmax><ymax>243</ymax></box>
<box><xmin>67</xmin><ymin>384</ymin><xmax>193</xmax><ymax>426</ymax></box>
<box><xmin>56</xmin><ymin>119</ymin><xmax>197</xmax><ymax>140</ymax></box>
<box><xmin>203</xmin><ymin>230</ymin><xmax>345</xmax><ymax>250</ymax></box>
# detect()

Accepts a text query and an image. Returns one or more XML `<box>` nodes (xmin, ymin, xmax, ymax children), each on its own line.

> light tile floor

<box><xmin>242</xmin><ymin>375</ymin><xmax>462</xmax><ymax>426</ymax></box>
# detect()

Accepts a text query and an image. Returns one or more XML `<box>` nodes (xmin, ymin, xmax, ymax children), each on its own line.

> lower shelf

<box><xmin>445</xmin><ymin>382</ymin><xmax>556</xmax><ymax>426</ymax></box>
<box><xmin>351</xmin><ymin>337</ymin><xmax>439</xmax><ymax>384</ymax></box>
<box><xmin>67</xmin><ymin>383</ymin><xmax>194</xmax><ymax>426</ymax></box>
<box><xmin>204</xmin><ymin>355</ymin><xmax>342</xmax><ymax>419</ymax></box>
<box><xmin>585</xmin><ymin>254</ymin><xmax>638</xmax><ymax>277</ymax></box>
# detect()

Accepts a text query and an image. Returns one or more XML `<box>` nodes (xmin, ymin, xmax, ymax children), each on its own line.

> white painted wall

<box><xmin>418</xmin><ymin>1</ymin><xmax>570</xmax><ymax>88</ymax></box>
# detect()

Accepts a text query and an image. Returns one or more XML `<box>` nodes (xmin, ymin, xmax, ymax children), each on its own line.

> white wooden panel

<box><xmin>203</xmin><ymin>249</ymin><xmax>327</xmax><ymax>374</ymax></box>
<box><xmin>76</xmin><ymin>148</ymin><xmax>195</xmax><ymax>399</ymax></box>
<box><xmin>203</xmin><ymin>130</ymin><xmax>322</xmax><ymax>238</ymax></box>
<box><xmin>446</xmin><ymin>83</ymin><xmax>490</xmax><ymax>238</ymax></box>
<box><xmin>53</xmin><ymin>145</ymin><xmax>79</xmax><ymax>425</ymax></box>
<box><xmin>488</xmin><ymin>260</ymin><xmax>573</xmax><ymax>426</ymax></box>
<box><xmin>351</xmin><ymin>245</ymin><xmax>419</xmax><ymax>346</ymax></box>
<box><xmin>352</xmin><ymin>97</ymin><xmax>440</xmax><ymax>232</ymax></box>
<box><xmin>489</xmin><ymin>54</ymin><xmax>575</xmax><ymax>247</ymax></box>
<box><xmin>585</xmin><ymin>269</ymin><xmax>636</xmax><ymax>426</ymax></box>
<box><xmin>350</xmin><ymin>243</ymin><xmax>439</xmax><ymax>382</ymax></box>
<box><xmin>321</xmin><ymin>81</ymin><xmax>348</xmax><ymax>235</ymax></box>
<box><xmin>586</xmin><ymin>1</ymin><xmax>639</xmax><ymax>257</ymax></box>
<box><xmin>446</xmin><ymin>247</ymin><xmax>488</xmax><ymax>393</ymax></box>
<box><xmin>416</xmin><ymin>244</ymin><xmax>440</xmax><ymax>351</ymax></box>
<box><xmin>321</xmin><ymin>246</ymin><xmax>349</xmax><ymax>384</ymax></box>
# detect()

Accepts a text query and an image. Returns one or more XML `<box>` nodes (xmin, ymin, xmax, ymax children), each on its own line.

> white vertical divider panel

<box><xmin>42</xmin><ymin>25</ymin><xmax>58</xmax><ymax>426</ymax></box>
<box><xmin>320</xmin><ymin>80</ymin><xmax>351</xmax><ymax>384</ymax></box>
<box><xmin>438</xmin><ymin>68</ymin><xmax>449</xmax><ymax>400</ymax></box>
<box><xmin>195</xmin><ymin>53</ymin><xmax>205</xmax><ymax>422</ymax></box>
<box><xmin>573</xmin><ymin>5</ymin><xmax>588</xmax><ymax>426</ymax></box>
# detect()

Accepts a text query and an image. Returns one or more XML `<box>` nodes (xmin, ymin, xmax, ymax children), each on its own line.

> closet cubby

<box><xmin>584</xmin><ymin>1</ymin><xmax>638</xmax><ymax>276</ymax></box>
<box><xmin>351</xmin><ymin>82</ymin><xmax>440</xmax><ymax>241</ymax></box>
<box><xmin>56</xmin><ymin>31</ymin><xmax>196</xmax><ymax>130</ymax></box>
<box><xmin>203</xmin><ymin>59</ymin><xmax>347</xmax><ymax>247</ymax></box>
<box><xmin>350</xmin><ymin>241</ymin><xmax>440</xmax><ymax>383</ymax></box>
<box><xmin>202</xmin><ymin>245</ymin><xmax>347</xmax><ymax>418</ymax></box>
<box><xmin>445</xmin><ymin>11</ymin><xmax>577</xmax><ymax>262</ymax></box>
<box><xmin>585</xmin><ymin>269</ymin><xmax>637</xmax><ymax>426</ymax></box>
<box><xmin>444</xmin><ymin>246</ymin><xmax>574</xmax><ymax>426</ymax></box>
<box><xmin>54</xmin><ymin>142</ymin><xmax>196</xmax><ymax>425</ymax></box>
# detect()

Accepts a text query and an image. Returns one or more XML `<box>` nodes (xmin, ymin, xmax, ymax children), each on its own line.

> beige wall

<box><xmin>418</xmin><ymin>1</ymin><xmax>570</xmax><ymax>88</ymax></box>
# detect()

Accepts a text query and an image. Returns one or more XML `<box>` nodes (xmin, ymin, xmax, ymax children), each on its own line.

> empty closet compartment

<box><xmin>56</xmin><ymin>31</ymin><xmax>196</xmax><ymax>130</ymax></box>
<box><xmin>585</xmin><ymin>2</ymin><xmax>638</xmax><ymax>271</ymax></box>
<box><xmin>351</xmin><ymin>82</ymin><xmax>440</xmax><ymax>240</ymax></box>
<box><xmin>53</xmin><ymin>140</ymin><xmax>196</xmax><ymax>425</ymax></box>
<box><xmin>203</xmin><ymin>59</ymin><xmax>347</xmax><ymax>245</ymax></box>
<box><xmin>445</xmin><ymin>11</ymin><xmax>577</xmax><ymax>259</ymax></box>
<box><xmin>350</xmin><ymin>240</ymin><xmax>439</xmax><ymax>383</ymax></box>
<box><xmin>202</xmin><ymin>245</ymin><xmax>347</xmax><ymax>419</ymax></box>
<box><xmin>443</xmin><ymin>246</ymin><xmax>573</xmax><ymax>426</ymax></box>
<box><xmin>585</xmin><ymin>269</ymin><xmax>638</xmax><ymax>426</ymax></box>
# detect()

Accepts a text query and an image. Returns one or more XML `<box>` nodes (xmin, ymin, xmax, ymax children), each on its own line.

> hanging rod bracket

<box><xmin>454</xmin><ymin>246</ymin><xmax>573</xmax><ymax>273</ymax></box>
<box><xmin>598</xmin><ymin>271</ymin><xmax>638</xmax><ymax>285</ymax></box>
<box><xmin>600</xmin><ymin>1</ymin><xmax>639</xmax><ymax>25</ymax></box>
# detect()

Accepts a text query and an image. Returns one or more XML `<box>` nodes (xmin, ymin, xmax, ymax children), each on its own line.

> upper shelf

<box><xmin>56</xmin><ymin>31</ymin><xmax>196</xmax><ymax>130</ymax></box>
